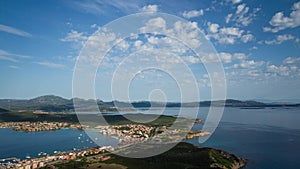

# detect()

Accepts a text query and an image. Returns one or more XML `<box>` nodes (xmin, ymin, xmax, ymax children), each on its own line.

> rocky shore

<box><xmin>186</xmin><ymin>130</ymin><xmax>210</xmax><ymax>139</ymax></box>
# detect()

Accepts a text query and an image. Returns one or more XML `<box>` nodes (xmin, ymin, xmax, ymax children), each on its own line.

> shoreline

<box><xmin>0</xmin><ymin>121</ymin><xmax>83</xmax><ymax>132</ymax></box>
<box><xmin>0</xmin><ymin>119</ymin><xmax>246</xmax><ymax>169</ymax></box>
<box><xmin>0</xmin><ymin>142</ymin><xmax>247</xmax><ymax>169</ymax></box>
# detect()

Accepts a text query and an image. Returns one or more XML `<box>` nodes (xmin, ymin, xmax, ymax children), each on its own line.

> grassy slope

<box><xmin>50</xmin><ymin>142</ymin><xmax>245</xmax><ymax>169</ymax></box>
<box><xmin>0</xmin><ymin>111</ymin><xmax>178</xmax><ymax>127</ymax></box>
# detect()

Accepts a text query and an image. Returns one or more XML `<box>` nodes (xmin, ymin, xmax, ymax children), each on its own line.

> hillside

<box><xmin>0</xmin><ymin>107</ymin><xmax>9</xmax><ymax>113</ymax></box>
<box><xmin>51</xmin><ymin>142</ymin><xmax>246</xmax><ymax>169</ymax></box>
<box><xmin>0</xmin><ymin>95</ymin><xmax>299</xmax><ymax>113</ymax></box>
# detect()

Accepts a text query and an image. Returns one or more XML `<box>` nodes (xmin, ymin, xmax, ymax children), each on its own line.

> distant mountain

<box><xmin>0</xmin><ymin>95</ymin><xmax>115</xmax><ymax>112</ymax></box>
<box><xmin>28</xmin><ymin>95</ymin><xmax>70</xmax><ymax>105</ymax></box>
<box><xmin>0</xmin><ymin>95</ymin><xmax>299</xmax><ymax>112</ymax></box>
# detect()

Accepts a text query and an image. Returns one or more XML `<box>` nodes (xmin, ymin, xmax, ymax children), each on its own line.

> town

<box><xmin>0</xmin><ymin>122</ymin><xmax>83</xmax><ymax>132</ymax></box>
<box><xmin>98</xmin><ymin>123</ymin><xmax>210</xmax><ymax>145</ymax></box>
<box><xmin>0</xmin><ymin>121</ymin><xmax>210</xmax><ymax>168</ymax></box>
<box><xmin>0</xmin><ymin>146</ymin><xmax>114</xmax><ymax>169</ymax></box>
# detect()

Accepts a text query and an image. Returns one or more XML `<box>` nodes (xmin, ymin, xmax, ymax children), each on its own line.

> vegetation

<box><xmin>50</xmin><ymin>142</ymin><xmax>246</xmax><ymax>169</ymax></box>
<box><xmin>0</xmin><ymin>111</ymin><xmax>180</xmax><ymax>127</ymax></box>
<box><xmin>0</xmin><ymin>95</ymin><xmax>298</xmax><ymax>114</ymax></box>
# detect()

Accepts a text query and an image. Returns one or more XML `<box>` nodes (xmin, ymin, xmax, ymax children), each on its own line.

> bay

<box><xmin>0</xmin><ymin>128</ymin><xmax>118</xmax><ymax>160</ymax></box>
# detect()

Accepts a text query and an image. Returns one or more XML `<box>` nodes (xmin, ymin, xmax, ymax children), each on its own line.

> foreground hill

<box><xmin>50</xmin><ymin>142</ymin><xmax>246</xmax><ymax>169</ymax></box>
<box><xmin>0</xmin><ymin>107</ymin><xmax>9</xmax><ymax>113</ymax></box>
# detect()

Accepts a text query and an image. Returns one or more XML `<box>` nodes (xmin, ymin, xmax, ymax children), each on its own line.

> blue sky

<box><xmin>0</xmin><ymin>0</ymin><xmax>299</xmax><ymax>102</ymax></box>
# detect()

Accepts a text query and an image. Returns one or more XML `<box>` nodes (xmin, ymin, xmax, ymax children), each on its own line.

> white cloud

<box><xmin>236</xmin><ymin>3</ymin><xmax>246</xmax><ymax>14</ymax></box>
<box><xmin>207</xmin><ymin>22</ymin><xmax>219</xmax><ymax>33</ymax></box>
<box><xmin>225</xmin><ymin>56</ymin><xmax>300</xmax><ymax>84</ymax></box>
<box><xmin>221</xmin><ymin>52</ymin><xmax>247</xmax><ymax>63</ymax></box>
<box><xmin>233</xmin><ymin>60</ymin><xmax>264</xmax><ymax>69</ymax></box>
<box><xmin>60</xmin><ymin>30</ymin><xmax>88</xmax><ymax>42</ymax></box>
<box><xmin>234</xmin><ymin>53</ymin><xmax>247</xmax><ymax>60</ymax></box>
<box><xmin>140</xmin><ymin>4</ymin><xmax>158</xmax><ymax>13</ymax></box>
<box><xmin>140</xmin><ymin>17</ymin><xmax>168</xmax><ymax>34</ymax></box>
<box><xmin>35</xmin><ymin>61</ymin><xmax>65</xmax><ymax>68</ymax></box>
<box><xmin>220</xmin><ymin>27</ymin><xmax>244</xmax><ymax>37</ymax></box>
<box><xmin>140</xmin><ymin>17</ymin><xmax>202</xmax><ymax>48</ymax></box>
<box><xmin>0</xmin><ymin>49</ymin><xmax>31</xmax><ymax>62</ymax></box>
<box><xmin>208</xmin><ymin>27</ymin><xmax>242</xmax><ymax>44</ymax></box>
<box><xmin>283</xmin><ymin>57</ymin><xmax>300</xmax><ymax>65</ymax></box>
<box><xmin>0</xmin><ymin>24</ymin><xmax>31</xmax><ymax>37</ymax></box>
<box><xmin>219</xmin><ymin>52</ymin><xmax>232</xmax><ymax>63</ymax></box>
<box><xmin>265</xmin><ymin>34</ymin><xmax>295</xmax><ymax>44</ymax></box>
<box><xmin>0</xmin><ymin>53</ymin><xmax>17</xmax><ymax>62</ymax></box>
<box><xmin>115</xmin><ymin>39</ymin><xmax>129</xmax><ymax>51</ymax></box>
<box><xmin>9</xmin><ymin>65</ymin><xmax>20</xmax><ymax>69</ymax></box>
<box><xmin>206</xmin><ymin>22</ymin><xmax>255</xmax><ymax>44</ymax></box>
<box><xmin>263</xmin><ymin>1</ymin><xmax>300</xmax><ymax>32</ymax></box>
<box><xmin>231</xmin><ymin>0</ymin><xmax>242</xmax><ymax>4</ymax></box>
<box><xmin>91</xmin><ymin>24</ymin><xmax>97</xmax><ymax>28</ymax></box>
<box><xmin>225</xmin><ymin>14</ymin><xmax>233</xmax><ymax>23</ymax></box>
<box><xmin>226</xmin><ymin>4</ymin><xmax>260</xmax><ymax>26</ymax></box>
<box><xmin>267</xmin><ymin>64</ymin><xmax>290</xmax><ymax>76</ymax></box>
<box><xmin>265</xmin><ymin>57</ymin><xmax>300</xmax><ymax>77</ymax></box>
<box><xmin>75</xmin><ymin>28</ymin><xmax>118</xmax><ymax>66</ymax></box>
<box><xmin>173</xmin><ymin>21</ymin><xmax>202</xmax><ymax>48</ymax></box>
<box><xmin>183</xmin><ymin>55</ymin><xmax>201</xmax><ymax>64</ymax></box>
<box><xmin>182</xmin><ymin>9</ymin><xmax>204</xmax><ymax>19</ymax></box>
<box><xmin>134</xmin><ymin>40</ymin><xmax>143</xmax><ymax>47</ymax></box>
<box><xmin>0</xmin><ymin>56</ymin><xmax>18</xmax><ymax>62</ymax></box>
<box><xmin>241</xmin><ymin>33</ymin><xmax>255</xmax><ymax>43</ymax></box>
<box><xmin>73</xmin><ymin>0</ymin><xmax>140</xmax><ymax>15</ymax></box>
<box><xmin>200</xmin><ymin>52</ymin><xmax>247</xmax><ymax>64</ymax></box>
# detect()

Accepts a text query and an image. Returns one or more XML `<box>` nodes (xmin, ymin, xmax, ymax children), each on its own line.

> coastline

<box><xmin>0</xmin><ymin>122</ymin><xmax>83</xmax><ymax>132</ymax></box>
<box><xmin>0</xmin><ymin>112</ymin><xmax>248</xmax><ymax>169</ymax></box>
<box><xmin>0</xmin><ymin>141</ymin><xmax>247</xmax><ymax>169</ymax></box>
<box><xmin>0</xmin><ymin>120</ymin><xmax>247</xmax><ymax>169</ymax></box>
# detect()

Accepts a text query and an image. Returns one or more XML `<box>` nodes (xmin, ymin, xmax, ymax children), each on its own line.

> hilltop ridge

<box><xmin>0</xmin><ymin>95</ymin><xmax>299</xmax><ymax>112</ymax></box>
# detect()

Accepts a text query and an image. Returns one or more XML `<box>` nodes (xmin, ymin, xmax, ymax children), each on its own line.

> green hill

<box><xmin>51</xmin><ymin>142</ymin><xmax>246</xmax><ymax>169</ymax></box>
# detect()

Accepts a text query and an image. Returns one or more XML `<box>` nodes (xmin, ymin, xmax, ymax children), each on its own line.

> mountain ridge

<box><xmin>0</xmin><ymin>95</ymin><xmax>299</xmax><ymax>112</ymax></box>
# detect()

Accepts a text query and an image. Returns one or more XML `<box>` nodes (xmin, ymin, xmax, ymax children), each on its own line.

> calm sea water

<box><xmin>0</xmin><ymin>128</ymin><xmax>118</xmax><ymax>160</ymax></box>
<box><xmin>1</xmin><ymin>107</ymin><xmax>300</xmax><ymax>169</ymax></box>
<box><xmin>191</xmin><ymin>107</ymin><xmax>300</xmax><ymax>169</ymax></box>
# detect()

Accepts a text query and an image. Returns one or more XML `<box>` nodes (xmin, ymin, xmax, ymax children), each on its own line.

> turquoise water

<box><xmin>1</xmin><ymin>107</ymin><xmax>300</xmax><ymax>169</ymax></box>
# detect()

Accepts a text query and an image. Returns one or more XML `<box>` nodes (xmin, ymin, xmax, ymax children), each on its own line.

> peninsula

<box><xmin>0</xmin><ymin>97</ymin><xmax>248</xmax><ymax>169</ymax></box>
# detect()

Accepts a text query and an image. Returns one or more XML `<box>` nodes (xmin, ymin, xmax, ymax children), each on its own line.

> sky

<box><xmin>0</xmin><ymin>0</ymin><xmax>299</xmax><ymax>102</ymax></box>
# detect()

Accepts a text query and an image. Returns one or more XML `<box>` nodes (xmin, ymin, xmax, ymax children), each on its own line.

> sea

<box><xmin>1</xmin><ymin>107</ymin><xmax>300</xmax><ymax>169</ymax></box>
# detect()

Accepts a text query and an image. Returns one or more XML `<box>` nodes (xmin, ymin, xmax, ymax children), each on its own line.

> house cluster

<box><xmin>98</xmin><ymin>123</ymin><xmax>209</xmax><ymax>145</ymax></box>
<box><xmin>0</xmin><ymin>122</ymin><xmax>82</xmax><ymax>132</ymax></box>
<box><xmin>0</xmin><ymin>146</ymin><xmax>113</xmax><ymax>169</ymax></box>
<box><xmin>97</xmin><ymin>124</ymin><xmax>194</xmax><ymax>145</ymax></box>
<box><xmin>0</xmin><ymin>159</ymin><xmax>45</xmax><ymax>169</ymax></box>
<box><xmin>99</xmin><ymin>124</ymin><xmax>156</xmax><ymax>145</ymax></box>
